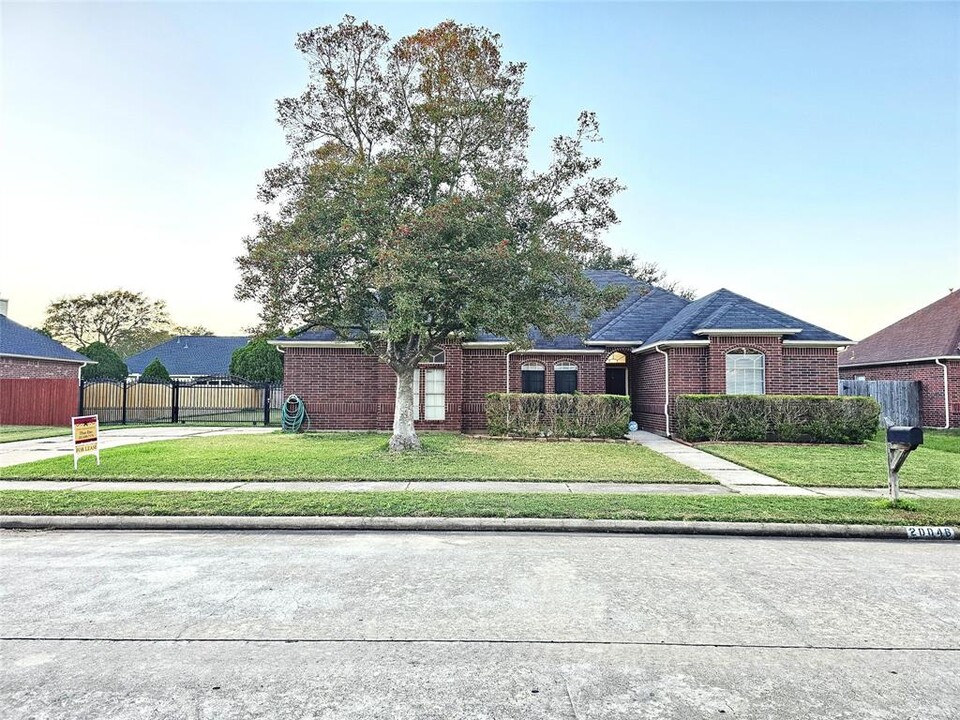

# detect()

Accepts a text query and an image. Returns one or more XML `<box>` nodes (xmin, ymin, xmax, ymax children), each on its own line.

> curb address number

<box><xmin>906</xmin><ymin>526</ymin><xmax>956</xmax><ymax>540</ymax></box>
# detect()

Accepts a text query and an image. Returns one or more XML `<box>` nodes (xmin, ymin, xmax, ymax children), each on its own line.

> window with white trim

<box><xmin>725</xmin><ymin>349</ymin><xmax>765</xmax><ymax>395</ymax></box>
<box><xmin>412</xmin><ymin>370</ymin><xmax>421</xmax><ymax>420</ymax></box>
<box><xmin>520</xmin><ymin>362</ymin><xmax>545</xmax><ymax>393</ymax></box>
<box><xmin>424</xmin><ymin>369</ymin><xmax>445</xmax><ymax>420</ymax></box>
<box><xmin>554</xmin><ymin>361</ymin><xmax>578</xmax><ymax>394</ymax></box>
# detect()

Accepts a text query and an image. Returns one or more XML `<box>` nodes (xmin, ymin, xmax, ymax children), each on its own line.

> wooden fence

<box><xmin>0</xmin><ymin>379</ymin><xmax>78</xmax><ymax>426</ymax></box>
<box><xmin>838</xmin><ymin>379</ymin><xmax>920</xmax><ymax>426</ymax></box>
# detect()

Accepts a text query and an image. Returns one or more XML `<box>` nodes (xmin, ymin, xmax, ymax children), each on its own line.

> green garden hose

<box><xmin>281</xmin><ymin>394</ymin><xmax>308</xmax><ymax>432</ymax></box>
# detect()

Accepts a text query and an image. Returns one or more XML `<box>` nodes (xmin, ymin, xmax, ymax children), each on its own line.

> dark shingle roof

<box><xmin>639</xmin><ymin>288</ymin><xmax>850</xmax><ymax>347</ymax></box>
<box><xmin>0</xmin><ymin>315</ymin><xmax>90</xmax><ymax>364</ymax></box>
<box><xmin>588</xmin><ymin>287</ymin><xmax>691</xmax><ymax>343</ymax></box>
<box><xmin>839</xmin><ymin>290</ymin><xmax>960</xmax><ymax>366</ymax></box>
<box><xmin>125</xmin><ymin>336</ymin><xmax>250</xmax><ymax>377</ymax></box>
<box><xmin>275</xmin><ymin>271</ymin><xmax>849</xmax><ymax>351</ymax></box>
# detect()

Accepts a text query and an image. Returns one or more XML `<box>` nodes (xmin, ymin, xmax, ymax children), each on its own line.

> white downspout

<box><xmin>934</xmin><ymin>358</ymin><xmax>950</xmax><ymax>429</ymax></box>
<box><xmin>655</xmin><ymin>346</ymin><xmax>670</xmax><ymax>437</ymax></box>
<box><xmin>505</xmin><ymin>350</ymin><xmax>516</xmax><ymax>428</ymax></box>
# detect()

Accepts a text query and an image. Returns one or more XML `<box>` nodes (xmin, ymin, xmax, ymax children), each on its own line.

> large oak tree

<box><xmin>236</xmin><ymin>17</ymin><xmax>625</xmax><ymax>451</ymax></box>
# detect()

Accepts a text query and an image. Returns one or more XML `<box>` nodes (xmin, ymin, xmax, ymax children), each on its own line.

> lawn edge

<box><xmin>2</xmin><ymin>514</ymin><xmax>957</xmax><ymax>540</ymax></box>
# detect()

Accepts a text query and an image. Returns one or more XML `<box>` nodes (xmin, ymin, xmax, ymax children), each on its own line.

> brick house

<box><xmin>0</xmin><ymin>303</ymin><xmax>92</xmax><ymax>426</ymax></box>
<box><xmin>839</xmin><ymin>290</ymin><xmax>959</xmax><ymax>428</ymax></box>
<box><xmin>273</xmin><ymin>271</ymin><xmax>851</xmax><ymax>435</ymax></box>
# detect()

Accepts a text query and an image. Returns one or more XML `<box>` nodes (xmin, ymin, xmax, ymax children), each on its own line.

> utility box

<box><xmin>887</xmin><ymin>426</ymin><xmax>923</xmax><ymax>450</ymax></box>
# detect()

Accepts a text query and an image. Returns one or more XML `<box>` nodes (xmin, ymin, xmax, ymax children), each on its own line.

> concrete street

<box><xmin>1</xmin><ymin>530</ymin><xmax>958</xmax><ymax>718</ymax></box>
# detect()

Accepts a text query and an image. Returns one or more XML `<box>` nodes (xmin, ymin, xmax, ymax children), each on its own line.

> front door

<box><xmin>605</xmin><ymin>366</ymin><xmax>627</xmax><ymax>396</ymax></box>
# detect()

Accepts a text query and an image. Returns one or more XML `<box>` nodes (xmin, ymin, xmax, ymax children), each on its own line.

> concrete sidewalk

<box><xmin>0</xmin><ymin>479</ymin><xmax>957</xmax><ymax>498</ymax></box>
<box><xmin>627</xmin><ymin>430</ymin><xmax>818</xmax><ymax>495</ymax></box>
<box><xmin>0</xmin><ymin>426</ymin><xmax>274</xmax><ymax>469</ymax></box>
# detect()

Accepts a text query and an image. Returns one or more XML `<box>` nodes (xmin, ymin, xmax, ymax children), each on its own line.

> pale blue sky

<box><xmin>2</xmin><ymin>1</ymin><xmax>957</xmax><ymax>340</ymax></box>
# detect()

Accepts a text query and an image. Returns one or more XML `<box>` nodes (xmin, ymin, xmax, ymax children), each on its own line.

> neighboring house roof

<box><xmin>125</xmin><ymin>336</ymin><xmax>250</xmax><ymax>377</ymax></box>
<box><xmin>274</xmin><ymin>271</ymin><xmax>849</xmax><ymax>351</ymax></box>
<box><xmin>0</xmin><ymin>315</ymin><xmax>90</xmax><ymax>364</ymax></box>
<box><xmin>839</xmin><ymin>289</ymin><xmax>960</xmax><ymax>366</ymax></box>
<box><xmin>637</xmin><ymin>288</ymin><xmax>850</xmax><ymax>349</ymax></box>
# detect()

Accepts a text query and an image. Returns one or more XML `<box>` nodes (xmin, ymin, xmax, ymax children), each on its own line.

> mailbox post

<box><xmin>885</xmin><ymin>426</ymin><xmax>923</xmax><ymax>504</ymax></box>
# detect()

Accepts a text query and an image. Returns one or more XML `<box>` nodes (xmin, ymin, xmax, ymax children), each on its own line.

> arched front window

<box><xmin>554</xmin><ymin>361</ymin><xmax>578</xmax><ymax>394</ymax></box>
<box><xmin>725</xmin><ymin>349</ymin><xmax>765</xmax><ymax>395</ymax></box>
<box><xmin>520</xmin><ymin>362</ymin><xmax>545</xmax><ymax>394</ymax></box>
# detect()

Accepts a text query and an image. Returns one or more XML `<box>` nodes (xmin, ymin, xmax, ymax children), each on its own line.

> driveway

<box><xmin>0</xmin><ymin>426</ymin><xmax>274</xmax><ymax>469</ymax></box>
<box><xmin>1</xmin><ymin>530</ymin><xmax>957</xmax><ymax>718</ymax></box>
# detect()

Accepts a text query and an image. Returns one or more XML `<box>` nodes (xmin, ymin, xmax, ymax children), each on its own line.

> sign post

<box><xmin>72</xmin><ymin>415</ymin><xmax>100</xmax><ymax>470</ymax></box>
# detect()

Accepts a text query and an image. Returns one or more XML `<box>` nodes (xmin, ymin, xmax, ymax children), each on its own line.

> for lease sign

<box><xmin>72</xmin><ymin>415</ymin><xmax>100</xmax><ymax>469</ymax></box>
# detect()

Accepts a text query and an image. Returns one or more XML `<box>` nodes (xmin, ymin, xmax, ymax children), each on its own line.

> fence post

<box><xmin>171</xmin><ymin>381</ymin><xmax>179</xmax><ymax>424</ymax></box>
<box><xmin>78</xmin><ymin>379</ymin><xmax>85</xmax><ymax>416</ymax></box>
<box><xmin>121</xmin><ymin>380</ymin><xmax>128</xmax><ymax>425</ymax></box>
<box><xmin>263</xmin><ymin>384</ymin><xmax>271</xmax><ymax>426</ymax></box>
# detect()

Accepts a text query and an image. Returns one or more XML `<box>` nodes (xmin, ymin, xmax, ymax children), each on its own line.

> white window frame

<box><xmin>424</xmin><ymin>368</ymin><xmax>445</xmax><ymax>420</ymax></box>
<box><xmin>725</xmin><ymin>349</ymin><xmax>765</xmax><ymax>395</ymax></box>
<box><xmin>413</xmin><ymin>370</ymin><xmax>420</xmax><ymax>420</ymax></box>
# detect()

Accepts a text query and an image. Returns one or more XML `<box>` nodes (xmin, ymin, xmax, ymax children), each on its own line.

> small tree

<box><xmin>588</xmin><ymin>248</ymin><xmax>697</xmax><ymax>300</ymax></box>
<box><xmin>230</xmin><ymin>339</ymin><xmax>283</xmax><ymax>383</ymax></box>
<box><xmin>140</xmin><ymin>358</ymin><xmax>172</xmax><ymax>383</ymax></box>
<box><xmin>78</xmin><ymin>342</ymin><xmax>128</xmax><ymax>381</ymax></box>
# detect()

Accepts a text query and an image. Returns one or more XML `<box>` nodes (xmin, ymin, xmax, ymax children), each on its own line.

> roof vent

<box><xmin>0</xmin><ymin>299</ymin><xmax>7</xmax><ymax>316</ymax></box>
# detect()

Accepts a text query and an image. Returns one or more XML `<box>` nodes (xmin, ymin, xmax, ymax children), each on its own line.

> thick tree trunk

<box><xmin>389</xmin><ymin>365</ymin><xmax>421</xmax><ymax>452</ymax></box>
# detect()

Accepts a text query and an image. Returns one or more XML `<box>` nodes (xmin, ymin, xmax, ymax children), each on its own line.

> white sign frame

<box><xmin>72</xmin><ymin>414</ymin><xmax>101</xmax><ymax>470</ymax></box>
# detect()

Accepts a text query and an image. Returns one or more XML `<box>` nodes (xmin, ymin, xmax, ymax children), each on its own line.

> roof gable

<box><xmin>0</xmin><ymin>315</ymin><xmax>90</xmax><ymax>364</ymax></box>
<box><xmin>839</xmin><ymin>290</ymin><xmax>960</xmax><ymax>366</ymax></box>
<box><xmin>640</xmin><ymin>288</ymin><xmax>850</xmax><ymax>347</ymax></box>
<box><xmin>125</xmin><ymin>336</ymin><xmax>250</xmax><ymax>376</ymax></box>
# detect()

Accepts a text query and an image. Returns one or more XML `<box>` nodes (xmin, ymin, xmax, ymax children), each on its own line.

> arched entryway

<box><xmin>605</xmin><ymin>351</ymin><xmax>627</xmax><ymax>396</ymax></box>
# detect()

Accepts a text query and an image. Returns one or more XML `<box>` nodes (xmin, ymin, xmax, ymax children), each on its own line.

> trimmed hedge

<box><xmin>486</xmin><ymin>393</ymin><xmax>631</xmax><ymax>438</ymax></box>
<box><xmin>673</xmin><ymin>395</ymin><xmax>880</xmax><ymax>444</ymax></box>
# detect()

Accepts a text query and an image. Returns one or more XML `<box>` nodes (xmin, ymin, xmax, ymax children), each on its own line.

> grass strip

<box><xmin>3</xmin><ymin>432</ymin><xmax>711</xmax><ymax>483</ymax></box>
<box><xmin>700</xmin><ymin>436</ymin><xmax>960</xmax><ymax>489</ymax></box>
<box><xmin>0</xmin><ymin>426</ymin><xmax>70</xmax><ymax>443</ymax></box>
<box><xmin>1</xmin><ymin>491</ymin><xmax>958</xmax><ymax>526</ymax></box>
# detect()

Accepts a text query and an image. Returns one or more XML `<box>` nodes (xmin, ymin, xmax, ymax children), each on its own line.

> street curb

<box><xmin>1</xmin><ymin>515</ymin><xmax>957</xmax><ymax>540</ymax></box>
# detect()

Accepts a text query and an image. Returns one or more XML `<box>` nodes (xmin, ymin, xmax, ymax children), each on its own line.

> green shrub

<box><xmin>672</xmin><ymin>395</ymin><xmax>880</xmax><ymax>444</ymax></box>
<box><xmin>78</xmin><ymin>342</ymin><xmax>128</xmax><ymax>381</ymax></box>
<box><xmin>230</xmin><ymin>339</ymin><xmax>283</xmax><ymax>383</ymax></box>
<box><xmin>140</xmin><ymin>358</ymin><xmax>172</xmax><ymax>383</ymax></box>
<box><xmin>485</xmin><ymin>393</ymin><xmax>631</xmax><ymax>438</ymax></box>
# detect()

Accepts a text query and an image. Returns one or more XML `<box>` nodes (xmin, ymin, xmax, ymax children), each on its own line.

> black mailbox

<box><xmin>887</xmin><ymin>426</ymin><xmax>923</xmax><ymax>449</ymax></box>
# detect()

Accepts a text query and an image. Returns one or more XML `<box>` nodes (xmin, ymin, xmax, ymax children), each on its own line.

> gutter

<box><xmin>934</xmin><ymin>358</ymin><xmax>951</xmax><ymax>429</ymax></box>
<box><xmin>655</xmin><ymin>346</ymin><xmax>671</xmax><ymax>437</ymax></box>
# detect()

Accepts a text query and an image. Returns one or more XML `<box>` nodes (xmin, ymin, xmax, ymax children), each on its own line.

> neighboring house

<box><xmin>0</xmin><ymin>301</ymin><xmax>92</xmax><ymax>425</ymax></box>
<box><xmin>839</xmin><ymin>290</ymin><xmax>959</xmax><ymax>429</ymax></box>
<box><xmin>273</xmin><ymin>271</ymin><xmax>851</xmax><ymax>435</ymax></box>
<box><xmin>125</xmin><ymin>336</ymin><xmax>250</xmax><ymax>381</ymax></box>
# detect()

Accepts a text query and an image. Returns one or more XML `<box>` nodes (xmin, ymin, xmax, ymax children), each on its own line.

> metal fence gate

<box><xmin>80</xmin><ymin>376</ymin><xmax>282</xmax><ymax>426</ymax></box>
<box><xmin>839</xmin><ymin>379</ymin><xmax>921</xmax><ymax>426</ymax></box>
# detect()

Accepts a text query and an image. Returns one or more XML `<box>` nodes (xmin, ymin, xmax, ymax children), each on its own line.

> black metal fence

<box><xmin>80</xmin><ymin>376</ymin><xmax>283</xmax><ymax>426</ymax></box>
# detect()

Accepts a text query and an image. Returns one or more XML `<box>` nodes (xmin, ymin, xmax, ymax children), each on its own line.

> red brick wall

<box><xmin>283</xmin><ymin>345</ymin><xmax>608</xmax><ymax>432</ymax></box>
<box><xmin>633</xmin><ymin>339</ymin><xmax>840</xmax><ymax>436</ymax></box>
<box><xmin>782</xmin><ymin>347</ymin><xmax>840</xmax><ymax>395</ymax></box>
<box><xmin>283</xmin><ymin>339</ymin><xmax>845</xmax><ymax>434</ymax></box>
<box><xmin>840</xmin><ymin>359</ymin><xmax>960</xmax><ymax>428</ymax></box>
<box><xmin>632</xmin><ymin>351</ymin><xmax>666</xmax><ymax>432</ymax></box>
<box><xmin>0</xmin><ymin>357</ymin><xmax>80</xmax><ymax>380</ymax></box>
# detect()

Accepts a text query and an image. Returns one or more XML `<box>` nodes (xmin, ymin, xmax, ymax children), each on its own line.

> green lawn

<box><xmin>700</xmin><ymin>430</ymin><xmax>960</xmax><ymax>488</ymax></box>
<box><xmin>1</xmin><ymin>490</ymin><xmax>957</xmax><ymax>526</ymax></box>
<box><xmin>0</xmin><ymin>425</ymin><xmax>71</xmax><ymax>443</ymax></box>
<box><xmin>2</xmin><ymin>432</ymin><xmax>712</xmax><ymax>483</ymax></box>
